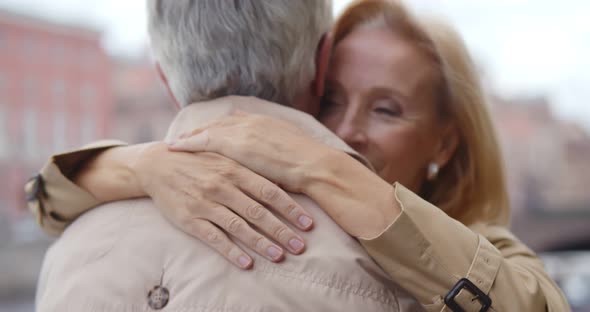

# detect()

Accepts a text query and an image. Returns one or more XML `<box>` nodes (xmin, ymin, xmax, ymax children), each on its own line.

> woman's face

<box><xmin>320</xmin><ymin>27</ymin><xmax>449</xmax><ymax>191</ymax></box>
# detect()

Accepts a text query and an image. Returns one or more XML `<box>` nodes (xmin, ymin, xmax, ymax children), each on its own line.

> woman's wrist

<box><xmin>127</xmin><ymin>142</ymin><xmax>170</xmax><ymax>197</ymax></box>
<box><xmin>300</xmin><ymin>148</ymin><xmax>380</xmax><ymax>201</ymax></box>
<box><xmin>297</xmin><ymin>147</ymin><xmax>343</xmax><ymax>194</ymax></box>
<box><xmin>300</xmin><ymin>150</ymin><xmax>401</xmax><ymax>238</ymax></box>
<box><xmin>74</xmin><ymin>144</ymin><xmax>148</xmax><ymax>202</ymax></box>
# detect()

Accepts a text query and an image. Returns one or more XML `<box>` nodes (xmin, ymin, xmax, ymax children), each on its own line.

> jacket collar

<box><xmin>165</xmin><ymin>96</ymin><xmax>374</xmax><ymax>171</ymax></box>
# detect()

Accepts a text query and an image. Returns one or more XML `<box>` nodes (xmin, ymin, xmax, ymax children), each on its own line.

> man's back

<box><xmin>38</xmin><ymin>197</ymin><xmax>405</xmax><ymax>311</ymax></box>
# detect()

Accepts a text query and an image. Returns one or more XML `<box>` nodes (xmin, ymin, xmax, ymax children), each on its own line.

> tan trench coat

<box><xmin>26</xmin><ymin>99</ymin><xmax>570</xmax><ymax>312</ymax></box>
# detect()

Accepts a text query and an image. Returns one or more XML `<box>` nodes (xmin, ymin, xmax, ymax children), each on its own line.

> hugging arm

<box><xmin>26</xmin><ymin>141</ymin><xmax>314</xmax><ymax>269</ymax></box>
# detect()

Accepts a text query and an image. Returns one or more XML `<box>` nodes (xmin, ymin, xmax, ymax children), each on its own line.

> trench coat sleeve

<box><xmin>24</xmin><ymin>140</ymin><xmax>127</xmax><ymax>236</ymax></box>
<box><xmin>359</xmin><ymin>183</ymin><xmax>570</xmax><ymax>312</ymax></box>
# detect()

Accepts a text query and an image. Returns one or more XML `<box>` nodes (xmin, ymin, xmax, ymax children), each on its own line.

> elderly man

<box><xmin>34</xmin><ymin>1</ymin><xmax>417</xmax><ymax>311</ymax></box>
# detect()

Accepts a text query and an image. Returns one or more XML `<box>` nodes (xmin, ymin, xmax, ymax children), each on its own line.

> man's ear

<box><xmin>312</xmin><ymin>32</ymin><xmax>334</xmax><ymax>97</ymax></box>
<box><xmin>156</xmin><ymin>62</ymin><xmax>181</xmax><ymax>110</ymax></box>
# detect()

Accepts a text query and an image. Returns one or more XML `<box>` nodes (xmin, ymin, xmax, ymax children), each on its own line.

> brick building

<box><xmin>0</xmin><ymin>9</ymin><xmax>113</xmax><ymax>224</ymax></box>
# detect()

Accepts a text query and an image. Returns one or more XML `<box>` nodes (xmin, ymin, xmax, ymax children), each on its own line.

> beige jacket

<box><xmin>28</xmin><ymin>99</ymin><xmax>570</xmax><ymax>312</ymax></box>
<box><xmin>35</xmin><ymin>99</ymin><xmax>419</xmax><ymax>312</ymax></box>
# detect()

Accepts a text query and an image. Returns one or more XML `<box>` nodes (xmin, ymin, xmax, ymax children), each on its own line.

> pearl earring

<box><xmin>427</xmin><ymin>163</ymin><xmax>439</xmax><ymax>180</ymax></box>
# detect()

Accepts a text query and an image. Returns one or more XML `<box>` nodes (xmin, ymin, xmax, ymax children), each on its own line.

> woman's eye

<box><xmin>373</xmin><ymin>99</ymin><xmax>401</xmax><ymax>117</ymax></box>
<box><xmin>375</xmin><ymin>108</ymin><xmax>396</xmax><ymax>116</ymax></box>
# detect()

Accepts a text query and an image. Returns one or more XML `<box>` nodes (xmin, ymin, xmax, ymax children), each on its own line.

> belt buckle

<box><xmin>444</xmin><ymin>278</ymin><xmax>491</xmax><ymax>312</ymax></box>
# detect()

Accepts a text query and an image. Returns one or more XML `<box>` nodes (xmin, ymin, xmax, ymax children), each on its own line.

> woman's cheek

<box><xmin>375</xmin><ymin>128</ymin><xmax>426</xmax><ymax>183</ymax></box>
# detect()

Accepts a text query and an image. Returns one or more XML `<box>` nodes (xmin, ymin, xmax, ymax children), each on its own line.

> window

<box><xmin>23</xmin><ymin>107</ymin><xmax>38</xmax><ymax>157</ymax></box>
<box><xmin>0</xmin><ymin>106</ymin><xmax>8</xmax><ymax>159</ymax></box>
<box><xmin>52</xmin><ymin>79</ymin><xmax>66</xmax><ymax>96</ymax></box>
<box><xmin>52</xmin><ymin>43</ymin><xmax>66</xmax><ymax>64</ymax></box>
<box><xmin>23</xmin><ymin>37</ymin><xmax>35</xmax><ymax>57</ymax></box>
<box><xmin>80</xmin><ymin>113</ymin><xmax>95</xmax><ymax>143</ymax></box>
<box><xmin>0</xmin><ymin>30</ymin><xmax>6</xmax><ymax>50</ymax></box>
<box><xmin>0</xmin><ymin>73</ymin><xmax>6</xmax><ymax>99</ymax></box>
<box><xmin>52</xmin><ymin>79</ymin><xmax>66</xmax><ymax>110</ymax></box>
<box><xmin>23</xmin><ymin>77</ymin><xmax>37</xmax><ymax>106</ymax></box>
<box><xmin>51</xmin><ymin>79</ymin><xmax>67</xmax><ymax>153</ymax></box>
<box><xmin>80</xmin><ymin>83</ymin><xmax>96</xmax><ymax>108</ymax></box>
<box><xmin>81</xmin><ymin>48</ymin><xmax>97</xmax><ymax>70</ymax></box>
<box><xmin>53</xmin><ymin>111</ymin><xmax>66</xmax><ymax>153</ymax></box>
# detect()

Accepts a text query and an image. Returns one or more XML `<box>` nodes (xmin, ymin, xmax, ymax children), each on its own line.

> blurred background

<box><xmin>0</xmin><ymin>0</ymin><xmax>589</xmax><ymax>311</ymax></box>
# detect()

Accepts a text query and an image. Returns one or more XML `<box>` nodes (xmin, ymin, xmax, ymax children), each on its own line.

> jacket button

<box><xmin>147</xmin><ymin>285</ymin><xmax>169</xmax><ymax>310</ymax></box>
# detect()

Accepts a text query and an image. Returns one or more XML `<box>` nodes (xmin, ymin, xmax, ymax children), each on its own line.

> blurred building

<box><xmin>111</xmin><ymin>56</ymin><xmax>175</xmax><ymax>144</ymax></box>
<box><xmin>491</xmin><ymin>96</ymin><xmax>590</xmax><ymax>250</ymax></box>
<box><xmin>0</xmin><ymin>9</ymin><xmax>113</xmax><ymax>228</ymax></box>
<box><xmin>0</xmin><ymin>11</ymin><xmax>173</xmax><ymax>302</ymax></box>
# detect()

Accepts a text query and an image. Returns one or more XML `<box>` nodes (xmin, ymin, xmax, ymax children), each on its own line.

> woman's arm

<box><xmin>170</xmin><ymin>112</ymin><xmax>402</xmax><ymax>238</ymax></box>
<box><xmin>26</xmin><ymin>141</ymin><xmax>316</xmax><ymax>268</ymax></box>
<box><xmin>358</xmin><ymin>184</ymin><xmax>569</xmax><ymax>311</ymax></box>
<box><xmin>25</xmin><ymin>140</ymin><xmax>129</xmax><ymax>235</ymax></box>
<box><xmin>308</xmin><ymin>156</ymin><xmax>568</xmax><ymax>311</ymax></box>
<box><xmin>72</xmin><ymin>144</ymin><xmax>146</xmax><ymax>202</ymax></box>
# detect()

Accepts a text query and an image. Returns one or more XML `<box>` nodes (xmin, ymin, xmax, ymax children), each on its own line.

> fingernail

<box><xmin>288</xmin><ymin>238</ymin><xmax>305</xmax><ymax>252</ymax></box>
<box><xmin>266</xmin><ymin>246</ymin><xmax>283</xmax><ymax>260</ymax></box>
<box><xmin>298</xmin><ymin>215</ymin><xmax>313</xmax><ymax>228</ymax></box>
<box><xmin>166</xmin><ymin>140</ymin><xmax>177</xmax><ymax>146</ymax></box>
<box><xmin>238</xmin><ymin>255</ymin><xmax>251</xmax><ymax>268</ymax></box>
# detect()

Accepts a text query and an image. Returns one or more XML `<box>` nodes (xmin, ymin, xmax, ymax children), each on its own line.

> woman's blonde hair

<box><xmin>333</xmin><ymin>0</ymin><xmax>510</xmax><ymax>225</ymax></box>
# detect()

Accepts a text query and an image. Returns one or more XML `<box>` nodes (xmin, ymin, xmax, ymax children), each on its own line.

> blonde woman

<box><xmin>28</xmin><ymin>0</ymin><xmax>568</xmax><ymax>310</ymax></box>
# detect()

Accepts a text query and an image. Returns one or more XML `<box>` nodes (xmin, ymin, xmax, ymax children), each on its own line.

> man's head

<box><xmin>147</xmin><ymin>0</ymin><xmax>333</xmax><ymax>110</ymax></box>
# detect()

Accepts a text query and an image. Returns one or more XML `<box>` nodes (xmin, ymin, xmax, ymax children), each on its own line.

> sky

<box><xmin>1</xmin><ymin>0</ymin><xmax>589</xmax><ymax>129</ymax></box>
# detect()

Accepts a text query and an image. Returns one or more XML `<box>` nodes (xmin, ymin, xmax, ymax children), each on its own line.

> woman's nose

<box><xmin>335</xmin><ymin>112</ymin><xmax>368</xmax><ymax>147</ymax></box>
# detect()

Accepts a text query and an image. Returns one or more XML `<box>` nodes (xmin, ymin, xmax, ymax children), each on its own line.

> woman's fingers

<box><xmin>205</xmin><ymin>207</ymin><xmax>288</xmax><ymax>263</ymax></box>
<box><xmin>185</xmin><ymin>218</ymin><xmax>254</xmax><ymax>270</ymax></box>
<box><xmin>168</xmin><ymin>129</ymin><xmax>215</xmax><ymax>153</ymax></box>
<box><xmin>237</xmin><ymin>171</ymin><xmax>313</xmax><ymax>231</ymax></box>
<box><xmin>175</xmin><ymin>116</ymin><xmax>234</xmax><ymax>140</ymax></box>
<box><xmin>167</xmin><ymin>114</ymin><xmax>322</xmax><ymax>195</ymax></box>
<box><xmin>219</xmin><ymin>185</ymin><xmax>307</xmax><ymax>255</ymax></box>
<box><xmin>170</xmin><ymin>116</ymin><xmax>241</xmax><ymax>151</ymax></box>
<box><xmin>168</xmin><ymin>115</ymin><xmax>254</xmax><ymax>153</ymax></box>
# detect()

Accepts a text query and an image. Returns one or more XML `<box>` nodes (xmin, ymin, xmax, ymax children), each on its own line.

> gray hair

<box><xmin>147</xmin><ymin>0</ymin><xmax>333</xmax><ymax>107</ymax></box>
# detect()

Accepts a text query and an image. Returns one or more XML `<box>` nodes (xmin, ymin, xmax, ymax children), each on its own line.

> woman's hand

<box><xmin>168</xmin><ymin>113</ymin><xmax>401</xmax><ymax>238</ymax></box>
<box><xmin>168</xmin><ymin>112</ymin><xmax>334</xmax><ymax>193</ymax></box>
<box><xmin>131</xmin><ymin>142</ymin><xmax>313</xmax><ymax>269</ymax></box>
